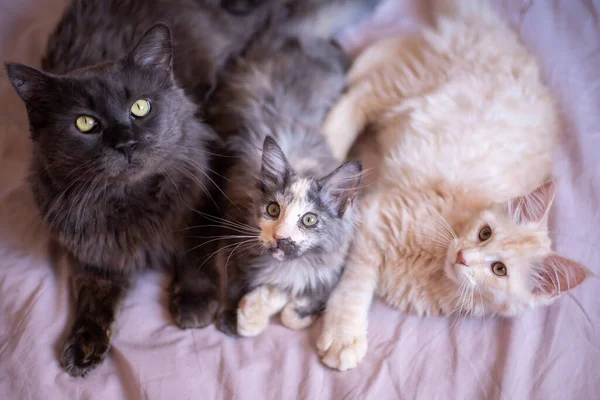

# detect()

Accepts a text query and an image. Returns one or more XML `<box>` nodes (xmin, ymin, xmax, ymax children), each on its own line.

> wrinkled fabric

<box><xmin>0</xmin><ymin>0</ymin><xmax>598</xmax><ymax>399</ymax></box>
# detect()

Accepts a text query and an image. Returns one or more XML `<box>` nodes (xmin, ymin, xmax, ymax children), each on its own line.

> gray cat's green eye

<box><xmin>266</xmin><ymin>202</ymin><xmax>280</xmax><ymax>218</ymax></box>
<box><xmin>301</xmin><ymin>213</ymin><xmax>318</xmax><ymax>227</ymax></box>
<box><xmin>131</xmin><ymin>99</ymin><xmax>151</xmax><ymax>117</ymax></box>
<box><xmin>492</xmin><ymin>262</ymin><xmax>507</xmax><ymax>276</ymax></box>
<box><xmin>75</xmin><ymin>115</ymin><xmax>98</xmax><ymax>133</ymax></box>
<box><xmin>478</xmin><ymin>225</ymin><xmax>492</xmax><ymax>242</ymax></box>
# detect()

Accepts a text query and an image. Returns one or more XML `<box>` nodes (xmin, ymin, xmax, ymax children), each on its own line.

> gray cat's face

<box><xmin>256</xmin><ymin>137</ymin><xmax>361</xmax><ymax>261</ymax></box>
<box><xmin>6</xmin><ymin>24</ymin><xmax>197</xmax><ymax>184</ymax></box>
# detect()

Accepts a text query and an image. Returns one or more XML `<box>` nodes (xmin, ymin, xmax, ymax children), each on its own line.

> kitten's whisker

<box><xmin>190</xmin><ymin>211</ymin><xmax>260</xmax><ymax>234</ymax></box>
<box><xmin>194</xmin><ymin>238</ymin><xmax>256</xmax><ymax>271</ymax></box>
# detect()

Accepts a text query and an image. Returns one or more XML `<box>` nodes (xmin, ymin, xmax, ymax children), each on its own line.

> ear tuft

<box><xmin>508</xmin><ymin>181</ymin><xmax>557</xmax><ymax>224</ymax></box>
<box><xmin>532</xmin><ymin>253</ymin><xmax>589</xmax><ymax>297</ymax></box>
<box><xmin>321</xmin><ymin>160</ymin><xmax>362</xmax><ymax>216</ymax></box>
<box><xmin>130</xmin><ymin>23</ymin><xmax>173</xmax><ymax>72</ymax></box>
<box><xmin>5</xmin><ymin>62</ymin><xmax>52</xmax><ymax>102</ymax></box>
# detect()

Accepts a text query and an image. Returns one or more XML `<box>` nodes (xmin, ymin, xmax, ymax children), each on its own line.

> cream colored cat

<box><xmin>316</xmin><ymin>0</ymin><xmax>590</xmax><ymax>371</ymax></box>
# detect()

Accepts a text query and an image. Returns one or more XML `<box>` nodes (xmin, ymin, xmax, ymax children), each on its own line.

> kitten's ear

<box><xmin>130</xmin><ymin>23</ymin><xmax>173</xmax><ymax>72</ymax></box>
<box><xmin>532</xmin><ymin>253</ymin><xmax>589</xmax><ymax>297</ymax></box>
<box><xmin>5</xmin><ymin>62</ymin><xmax>52</xmax><ymax>102</ymax></box>
<box><xmin>321</xmin><ymin>160</ymin><xmax>362</xmax><ymax>216</ymax></box>
<box><xmin>260</xmin><ymin>136</ymin><xmax>292</xmax><ymax>190</ymax></box>
<box><xmin>508</xmin><ymin>181</ymin><xmax>557</xmax><ymax>224</ymax></box>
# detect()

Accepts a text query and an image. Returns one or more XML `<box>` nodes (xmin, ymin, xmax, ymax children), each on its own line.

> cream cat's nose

<box><xmin>456</xmin><ymin>251</ymin><xmax>468</xmax><ymax>266</ymax></box>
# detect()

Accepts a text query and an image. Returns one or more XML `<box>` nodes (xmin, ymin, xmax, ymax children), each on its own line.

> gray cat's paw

<box><xmin>215</xmin><ymin>309</ymin><xmax>239</xmax><ymax>337</ymax></box>
<box><xmin>170</xmin><ymin>289</ymin><xmax>219</xmax><ymax>329</ymax></box>
<box><xmin>60</xmin><ymin>320</ymin><xmax>111</xmax><ymax>377</ymax></box>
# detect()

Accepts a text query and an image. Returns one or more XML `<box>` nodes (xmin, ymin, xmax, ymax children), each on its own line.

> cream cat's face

<box><xmin>444</xmin><ymin>183</ymin><xmax>589</xmax><ymax>316</ymax></box>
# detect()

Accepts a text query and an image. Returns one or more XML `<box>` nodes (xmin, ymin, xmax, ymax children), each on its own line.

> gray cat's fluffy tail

<box><xmin>282</xmin><ymin>0</ymin><xmax>382</xmax><ymax>39</ymax></box>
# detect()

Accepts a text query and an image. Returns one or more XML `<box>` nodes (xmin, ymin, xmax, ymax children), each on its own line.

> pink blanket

<box><xmin>1</xmin><ymin>1</ymin><xmax>598</xmax><ymax>399</ymax></box>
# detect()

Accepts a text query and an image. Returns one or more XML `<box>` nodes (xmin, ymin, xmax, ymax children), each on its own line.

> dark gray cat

<box><xmin>206</xmin><ymin>26</ymin><xmax>364</xmax><ymax>335</ymax></box>
<box><xmin>4</xmin><ymin>0</ymin><xmax>278</xmax><ymax>377</ymax></box>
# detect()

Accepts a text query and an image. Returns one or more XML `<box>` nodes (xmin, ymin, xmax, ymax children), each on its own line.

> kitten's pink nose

<box><xmin>456</xmin><ymin>250</ymin><xmax>468</xmax><ymax>266</ymax></box>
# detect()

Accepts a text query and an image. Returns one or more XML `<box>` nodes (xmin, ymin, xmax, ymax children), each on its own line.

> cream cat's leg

<box><xmin>237</xmin><ymin>286</ymin><xmax>288</xmax><ymax>337</ymax></box>
<box><xmin>317</xmin><ymin>245</ymin><xmax>379</xmax><ymax>371</ymax></box>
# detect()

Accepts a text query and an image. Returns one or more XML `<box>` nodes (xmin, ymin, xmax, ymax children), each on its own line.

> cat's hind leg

<box><xmin>280</xmin><ymin>296</ymin><xmax>326</xmax><ymax>330</ymax></box>
<box><xmin>237</xmin><ymin>286</ymin><xmax>288</xmax><ymax>337</ymax></box>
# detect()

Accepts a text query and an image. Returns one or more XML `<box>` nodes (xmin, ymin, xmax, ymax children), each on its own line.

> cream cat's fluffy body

<box><xmin>317</xmin><ymin>0</ymin><xmax>589</xmax><ymax>371</ymax></box>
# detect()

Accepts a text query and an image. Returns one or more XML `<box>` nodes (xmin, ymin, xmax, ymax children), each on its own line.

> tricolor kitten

<box><xmin>5</xmin><ymin>0</ymin><xmax>278</xmax><ymax>376</ymax></box>
<box><xmin>317</xmin><ymin>0</ymin><xmax>590</xmax><ymax>371</ymax></box>
<box><xmin>206</xmin><ymin>30</ymin><xmax>363</xmax><ymax>336</ymax></box>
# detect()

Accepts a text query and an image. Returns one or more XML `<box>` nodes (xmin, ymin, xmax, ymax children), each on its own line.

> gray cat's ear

<box><xmin>5</xmin><ymin>62</ymin><xmax>52</xmax><ymax>102</ymax></box>
<box><xmin>260</xmin><ymin>136</ymin><xmax>291</xmax><ymax>190</ymax></box>
<box><xmin>321</xmin><ymin>160</ymin><xmax>362</xmax><ymax>216</ymax></box>
<box><xmin>130</xmin><ymin>23</ymin><xmax>173</xmax><ymax>72</ymax></box>
<box><xmin>508</xmin><ymin>181</ymin><xmax>557</xmax><ymax>224</ymax></box>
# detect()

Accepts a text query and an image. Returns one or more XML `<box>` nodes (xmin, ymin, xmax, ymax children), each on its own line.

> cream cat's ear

<box><xmin>321</xmin><ymin>160</ymin><xmax>362</xmax><ymax>216</ymax></box>
<box><xmin>533</xmin><ymin>253</ymin><xmax>590</xmax><ymax>297</ymax></box>
<box><xmin>5</xmin><ymin>62</ymin><xmax>53</xmax><ymax>102</ymax></box>
<box><xmin>508</xmin><ymin>181</ymin><xmax>557</xmax><ymax>224</ymax></box>
<box><xmin>129</xmin><ymin>23</ymin><xmax>173</xmax><ymax>73</ymax></box>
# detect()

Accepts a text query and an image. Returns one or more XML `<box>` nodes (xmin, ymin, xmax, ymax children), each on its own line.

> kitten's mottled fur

<box><xmin>5</xmin><ymin>0</ymin><xmax>279</xmax><ymax>377</ymax></box>
<box><xmin>317</xmin><ymin>0</ymin><xmax>590</xmax><ymax>371</ymax></box>
<box><xmin>207</xmin><ymin>29</ymin><xmax>363</xmax><ymax>336</ymax></box>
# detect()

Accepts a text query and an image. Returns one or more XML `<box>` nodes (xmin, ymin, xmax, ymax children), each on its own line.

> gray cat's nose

<box><xmin>114</xmin><ymin>140</ymin><xmax>138</xmax><ymax>164</ymax></box>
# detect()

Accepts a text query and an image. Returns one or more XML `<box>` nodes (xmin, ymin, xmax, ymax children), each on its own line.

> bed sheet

<box><xmin>0</xmin><ymin>1</ymin><xmax>599</xmax><ymax>399</ymax></box>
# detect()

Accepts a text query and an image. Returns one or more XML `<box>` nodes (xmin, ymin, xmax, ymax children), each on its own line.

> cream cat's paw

<box><xmin>317</xmin><ymin>323</ymin><xmax>367</xmax><ymax>371</ymax></box>
<box><xmin>280</xmin><ymin>302</ymin><xmax>316</xmax><ymax>330</ymax></box>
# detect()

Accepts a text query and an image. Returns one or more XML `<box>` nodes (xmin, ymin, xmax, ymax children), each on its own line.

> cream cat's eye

<box><xmin>75</xmin><ymin>115</ymin><xmax>98</xmax><ymax>133</ymax></box>
<box><xmin>266</xmin><ymin>202</ymin><xmax>280</xmax><ymax>218</ymax></box>
<box><xmin>478</xmin><ymin>225</ymin><xmax>492</xmax><ymax>241</ymax></box>
<box><xmin>130</xmin><ymin>99</ymin><xmax>151</xmax><ymax>117</ymax></box>
<box><xmin>301</xmin><ymin>213</ymin><xmax>318</xmax><ymax>227</ymax></box>
<box><xmin>492</xmin><ymin>262</ymin><xmax>507</xmax><ymax>276</ymax></box>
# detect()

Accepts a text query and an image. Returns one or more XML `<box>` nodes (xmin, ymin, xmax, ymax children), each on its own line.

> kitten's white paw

<box><xmin>237</xmin><ymin>292</ymin><xmax>269</xmax><ymax>337</ymax></box>
<box><xmin>237</xmin><ymin>306</ymin><xmax>269</xmax><ymax>338</ymax></box>
<box><xmin>317</xmin><ymin>324</ymin><xmax>367</xmax><ymax>371</ymax></box>
<box><xmin>237</xmin><ymin>287</ymin><xmax>288</xmax><ymax>337</ymax></box>
<box><xmin>280</xmin><ymin>302</ymin><xmax>316</xmax><ymax>330</ymax></box>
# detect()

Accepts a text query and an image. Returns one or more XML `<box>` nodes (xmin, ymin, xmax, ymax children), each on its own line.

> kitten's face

<box><xmin>444</xmin><ymin>183</ymin><xmax>588</xmax><ymax>316</ymax></box>
<box><xmin>256</xmin><ymin>137</ymin><xmax>361</xmax><ymax>261</ymax></box>
<box><xmin>6</xmin><ymin>25</ymin><xmax>195</xmax><ymax>184</ymax></box>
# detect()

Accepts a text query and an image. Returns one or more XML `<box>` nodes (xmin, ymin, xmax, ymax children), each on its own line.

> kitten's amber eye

<box><xmin>75</xmin><ymin>115</ymin><xmax>98</xmax><ymax>133</ymax></box>
<box><xmin>478</xmin><ymin>225</ymin><xmax>492</xmax><ymax>242</ymax></box>
<box><xmin>266</xmin><ymin>202</ymin><xmax>280</xmax><ymax>218</ymax></box>
<box><xmin>301</xmin><ymin>213</ymin><xmax>318</xmax><ymax>227</ymax></box>
<box><xmin>492</xmin><ymin>262</ymin><xmax>507</xmax><ymax>276</ymax></box>
<box><xmin>130</xmin><ymin>99</ymin><xmax>151</xmax><ymax>118</ymax></box>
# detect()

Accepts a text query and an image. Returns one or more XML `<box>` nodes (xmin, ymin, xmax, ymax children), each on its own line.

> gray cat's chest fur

<box><xmin>248</xmin><ymin>244</ymin><xmax>349</xmax><ymax>297</ymax></box>
<box><xmin>30</xmin><ymin>153</ymin><xmax>203</xmax><ymax>271</ymax></box>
